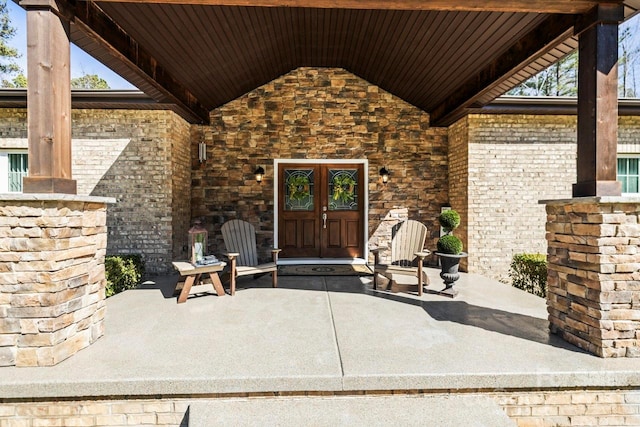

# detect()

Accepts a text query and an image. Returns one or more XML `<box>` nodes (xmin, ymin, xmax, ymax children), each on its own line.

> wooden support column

<box><xmin>21</xmin><ymin>0</ymin><xmax>76</xmax><ymax>194</ymax></box>
<box><xmin>573</xmin><ymin>4</ymin><xmax>623</xmax><ymax>197</ymax></box>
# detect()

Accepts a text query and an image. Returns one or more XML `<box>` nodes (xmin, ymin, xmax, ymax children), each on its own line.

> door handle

<box><xmin>322</xmin><ymin>213</ymin><xmax>327</xmax><ymax>229</ymax></box>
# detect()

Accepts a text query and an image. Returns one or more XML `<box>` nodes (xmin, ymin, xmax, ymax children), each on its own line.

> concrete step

<box><xmin>188</xmin><ymin>394</ymin><xmax>515</xmax><ymax>427</ymax></box>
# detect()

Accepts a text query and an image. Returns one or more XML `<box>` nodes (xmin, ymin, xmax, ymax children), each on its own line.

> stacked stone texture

<box><xmin>193</xmin><ymin>67</ymin><xmax>449</xmax><ymax>264</ymax></box>
<box><xmin>546</xmin><ymin>199</ymin><xmax>640</xmax><ymax>357</ymax></box>
<box><xmin>0</xmin><ymin>199</ymin><xmax>108</xmax><ymax>367</ymax></box>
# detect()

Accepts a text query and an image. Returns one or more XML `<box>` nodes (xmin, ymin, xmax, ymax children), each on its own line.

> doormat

<box><xmin>278</xmin><ymin>264</ymin><xmax>373</xmax><ymax>276</ymax></box>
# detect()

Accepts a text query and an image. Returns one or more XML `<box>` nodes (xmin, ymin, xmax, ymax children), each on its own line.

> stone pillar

<box><xmin>545</xmin><ymin>198</ymin><xmax>640</xmax><ymax>357</ymax></box>
<box><xmin>0</xmin><ymin>195</ymin><xmax>114</xmax><ymax>367</ymax></box>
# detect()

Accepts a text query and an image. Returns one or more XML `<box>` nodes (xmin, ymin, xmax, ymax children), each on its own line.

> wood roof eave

<box><xmin>70</xmin><ymin>0</ymin><xmax>211</xmax><ymax>124</ymax></box>
<box><xmin>79</xmin><ymin>0</ymin><xmax>618</xmax><ymax>15</ymax></box>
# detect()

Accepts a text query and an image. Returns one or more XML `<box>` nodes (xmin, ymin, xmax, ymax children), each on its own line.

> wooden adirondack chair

<box><xmin>221</xmin><ymin>219</ymin><xmax>281</xmax><ymax>296</ymax></box>
<box><xmin>371</xmin><ymin>220</ymin><xmax>430</xmax><ymax>296</ymax></box>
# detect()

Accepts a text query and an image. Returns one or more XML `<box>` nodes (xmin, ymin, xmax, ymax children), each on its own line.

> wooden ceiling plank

<box><xmin>366</xmin><ymin>10</ymin><xmax>406</xmax><ymax>85</ymax></box>
<box><xmin>376</xmin><ymin>10</ymin><xmax>422</xmax><ymax>82</ymax></box>
<box><xmin>72</xmin><ymin>1</ymin><xmax>210</xmax><ymax>123</ymax></box>
<box><xmin>430</xmin><ymin>13</ymin><xmax>576</xmax><ymax>126</ymax></box>
<box><xmin>385</xmin><ymin>10</ymin><xmax>440</xmax><ymax>96</ymax></box>
<box><xmin>394</xmin><ymin>11</ymin><xmax>473</xmax><ymax>101</ymax></box>
<box><xmin>360</xmin><ymin>10</ymin><xmax>393</xmax><ymax>79</ymax></box>
<box><xmin>184</xmin><ymin>6</ymin><xmax>238</xmax><ymax>102</ymax></box>
<box><xmin>275</xmin><ymin>7</ymin><xmax>297</xmax><ymax>70</ymax></box>
<box><xmin>90</xmin><ymin>0</ymin><xmax>607</xmax><ymax>14</ymax></box>
<box><xmin>415</xmin><ymin>12</ymin><xmax>536</xmax><ymax>106</ymax></box>
<box><xmin>216</xmin><ymin>7</ymin><xmax>264</xmax><ymax>93</ymax></box>
<box><xmin>412</xmin><ymin>11</ymin><xmax>491</xmax><ymax>103</ymax></box>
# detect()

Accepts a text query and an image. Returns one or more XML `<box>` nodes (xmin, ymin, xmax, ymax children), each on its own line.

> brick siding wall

<box><xmin>0</xmin><ymin>109</ymin><xmax>191</xmax><ymax>275</ymax></box>
<box><xmin>447</xmin><ymin>117</ymin><xmax>470</xmax><ymax>269</ymax></box>
<box><xmin>2</xmin><ymin>390</ymin><xmax>640</xmax><ymax>426</ymax></box>
<box><xmin>463</xmin><ymin>114</ymin><xmax>577</xmax><ymax>281</ymax></box>
<box><xmin>192</xmin><ymin>67</ymin><xmax>449</xmax><ymax>263</ymax></box>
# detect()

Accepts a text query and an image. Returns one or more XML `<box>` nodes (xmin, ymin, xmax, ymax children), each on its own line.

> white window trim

<box><xmin>0</xmin><ymin>150</ymin><xmax>28</xmax><ymax>193</ymax></box>
<box><xmin>618</xmin><ymin>154</ymin><xmax>640</xmax><ymax>196</ymax></box>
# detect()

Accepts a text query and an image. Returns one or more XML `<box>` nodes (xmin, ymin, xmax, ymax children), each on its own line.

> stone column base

<box><xmin>0</xmin><ymin>194</ymin><xmax>114</xmax><ymax>367</ymax></box>
<box><xmin>544</xmin><ymin>197</ymin><xmax>640</xmax><ymax>357</ymax></box>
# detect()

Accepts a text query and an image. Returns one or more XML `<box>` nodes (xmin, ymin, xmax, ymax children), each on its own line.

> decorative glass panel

<box><xmin>8</xmin><ymin>153</ymin><xmax>28</xmax><ymax>193</ymax></box>
<box><xmin>284</xmin><ymin>169</ymin><xmax>314</xmax><ymax>211</ymax></box>
<box><xmin>618</xmin><ymin>157</ymin><xmax>640</xmax><ymax>194</ymax></box>
<box><xmin>328</xmin><ymin>169</ymin><xmax>358</xmax><ymax>211</ymax></box>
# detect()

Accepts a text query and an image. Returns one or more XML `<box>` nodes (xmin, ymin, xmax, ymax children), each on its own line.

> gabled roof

<box><xmin>14</xmin><ymin>1</ymin><xmax>640</xmax><ymax>124</ymax></box>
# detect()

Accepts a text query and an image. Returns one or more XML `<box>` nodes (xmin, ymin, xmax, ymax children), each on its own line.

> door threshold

<box><xmin>278</xmin><ymin>258</ymin><xmax>367</xmax><ymax>266</ymax></box>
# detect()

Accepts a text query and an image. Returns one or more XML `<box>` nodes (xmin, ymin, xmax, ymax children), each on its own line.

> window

<box><xmin>618</xmin><ymin>156</ymin><xmax>640</xmax><ymax>194</ymax></box>
<box><xmin>0</xmin><ymin>152</ymin><xmax>28</xmax><ymax>193</ymax></box>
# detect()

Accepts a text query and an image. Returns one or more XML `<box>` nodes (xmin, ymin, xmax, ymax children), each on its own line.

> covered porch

<box><xmin>2</xmin><ymin>271</ymin><xmax>640</xmax><ymax>425</ymax></box>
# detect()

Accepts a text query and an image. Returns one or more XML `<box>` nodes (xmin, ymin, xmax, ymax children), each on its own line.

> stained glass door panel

<box><xmin>279</xmin><ymin>166</ymin><xmax>321</xmax><ymax>257</ymax></box>
<box><xmin>278</xmin><ymin>163</ymin><xmax>365</xmax><ymax>259</ymax></box>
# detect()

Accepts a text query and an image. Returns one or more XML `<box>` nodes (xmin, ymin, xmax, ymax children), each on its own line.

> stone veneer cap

<box><xmin>540</xmin><ymin>196</ymin><xmax>640</xmax><ymax>205</ymax></box>
<box><xmin>0</xmin><ymin>193</ymin><xmax>116</xmax><ymax>204</ymax></box>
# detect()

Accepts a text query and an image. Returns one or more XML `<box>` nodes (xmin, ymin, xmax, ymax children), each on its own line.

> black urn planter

<box><xmin>435</xmin><ymin>252</ymin><xmax>468</xmax><ymax>298</ymax></box>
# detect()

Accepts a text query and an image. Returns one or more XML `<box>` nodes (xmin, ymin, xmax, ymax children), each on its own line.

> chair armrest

<box><xmin>225</xmin><ymin>252</ymin><xmax>240</xmax><ymax>260</ymax></box>
<box><xmin>271</xmin><ymin>248</ymin><xmax>281</xmax><ymax>262</ymax></box>
<box><xmin>370</xmin><ymin>247</ymin><xmax>381</xmax><ymax>265</ymax></box>
<box><xmin>414</xmin><ymin>251</ymin><xmax>430</xmax><ymax>259</ymax></box>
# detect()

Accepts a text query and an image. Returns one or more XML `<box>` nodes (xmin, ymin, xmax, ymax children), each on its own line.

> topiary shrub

<box><xmin>509</xmin><ymin>253</ymin><xmax>547</xmax><ymax>298</ymax></box>
<box><xmin>436</xmin><ymin>209</ymin><xmax>463</xmax><ymax>255</ymax></box>
<box><xmin>438</xmin><ymin>209</ymin><xmax>461</xmax><ymax>233</ymax></box>
<box><xmin>437</xmin><ymin>234</ymin><xmax>463</xmax><ymax>255</ymax></box>
<box><xmin>105</xmin><ymin>255</ymin><xmax>145</xmax><ymax>297</ymax></box>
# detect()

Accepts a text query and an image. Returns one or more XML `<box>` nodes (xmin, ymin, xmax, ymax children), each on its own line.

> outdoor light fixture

<box><xmin>379</xmin><ymin>166</ymin><xmax>389</xmax><ymax>184</ymax></box>
<box><xmin>254</xmin><ymin>166</ymin><xmax>265</xmax><ymax>183</ymax></box>
<box><xmin>198</xmin><ymin>141</ymin><xmax>207</xmax><ymax>163</ymax></box>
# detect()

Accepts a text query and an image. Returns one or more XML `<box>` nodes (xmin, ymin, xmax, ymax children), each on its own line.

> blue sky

<box><xmin>5</xmin><ymin>2</ymin><xmax>640</xmax><ymax>92</ymax></box>
<box><xmin>6</xmin><ymin>1</ymin><xmax>136</xmax><ymax>89</ymax></box>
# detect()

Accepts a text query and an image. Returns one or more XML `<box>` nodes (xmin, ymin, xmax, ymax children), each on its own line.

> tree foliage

<box><xmin>509</xmin><ymin>18</ymin><xmax>640</xmax><ymax>98</ymax></box>
<box><xmin>0</xmin><ymin>0</ymin><xmax>22</xmax><ymax>86</ymax></box>
<box><xmin>71</xmin><ymin>73</ymin><xmax>110</xmax><ymax>90</ymax></box>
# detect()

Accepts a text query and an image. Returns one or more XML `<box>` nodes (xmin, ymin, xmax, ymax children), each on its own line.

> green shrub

<box><xmin>438</xmin><ymin>209</ymin><xmax>461</xmax><ymax>233</ymax></box>
<box><xmin>105</xmin><ymin>255</ymin><xmax>145</xmax><ymax>297</ymax></box>
<box><xmin>437</xmin><ymin>234</ymin><xmax>463</xmax><ymax>255</ymax></box>
<box><xmin>509</xmin><ymin>253</ymin><xmax>547</xmax><ymax>298</ymax></box>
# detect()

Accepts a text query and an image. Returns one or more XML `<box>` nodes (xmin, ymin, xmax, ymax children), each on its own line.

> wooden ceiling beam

<box><xmin>70</xmin><ymin>0</ymin><xmax>210</xmax><ymax>124</ymax></box>
<box><xmin>84</xmin><ymin>0</ymin><xmax>617</xmax><ymax>14</ymax></box>
<box><xmin>429</xmin><ymin>14</ymin><xmax>577</xmax><ymax>127</ymax></box>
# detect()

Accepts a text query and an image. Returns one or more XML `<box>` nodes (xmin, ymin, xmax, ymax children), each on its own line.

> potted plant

<box><xmin>434</xmin><ymin>209</ymin><xmax>467</xmax><ymax>297</ymax></box>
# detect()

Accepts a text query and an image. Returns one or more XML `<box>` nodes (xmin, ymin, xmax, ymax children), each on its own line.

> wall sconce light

<box><xmin>254</xmin><ymin>166</ymin><xmax>265</xmax><ymax>184</ymax></box>
<box><xmin>379</xmin><ymin>166</ymin><xmax>389</xmax><ymax>184</ymax></box>
<box><xmin>198</xmin><ymin>141</ymin><xmax>207</xmax><ymax>163</ymax></box>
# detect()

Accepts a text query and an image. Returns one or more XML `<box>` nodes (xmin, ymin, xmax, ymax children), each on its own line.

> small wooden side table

<box><xmin>172</xmin><ymin>261</ymin><xmax>227</xmax><ymax>304</ymax></box>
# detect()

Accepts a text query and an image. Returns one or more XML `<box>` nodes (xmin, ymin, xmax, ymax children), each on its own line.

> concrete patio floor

<box><xmin>2</xmin><ymin>267</ymin><xmax>640</xmax><ymax>401</ymax></box>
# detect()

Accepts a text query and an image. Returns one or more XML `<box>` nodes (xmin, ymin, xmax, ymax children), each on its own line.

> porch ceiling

<box><xmin>43</xmin><ymin>1</ymin><xmax>640</xmax><ymax>125</ymax></box>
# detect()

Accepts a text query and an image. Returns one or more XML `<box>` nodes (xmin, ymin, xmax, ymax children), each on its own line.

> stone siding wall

<box><xmin>0</xmin><ymin>197</ymin><xmax>108</xmax><ymax>367</ymax></box>
<box><xmin>546</xmin><ymin>198</ymin><xmax>640</xmax><ymax>357</ymax></box>
<box><xmin>0</xmin><ymin>109</ymin><xmax>191</xmax><ymax>275</ymax></box>
<box><xmin>192</xmin><ymin>67</ymin><xmax>449</xmax><ymax>263</ymax></box>
<box><xmin>2</xmin><ymin>390</ymin><xmax>640</xmax><ymax>426</ymax></box>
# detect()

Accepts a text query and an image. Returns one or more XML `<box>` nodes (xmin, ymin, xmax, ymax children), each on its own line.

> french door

<box><xmin>278</xmin><ymin>163</ymin><xmax>365</xmax><ymax>258</ymax></box>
